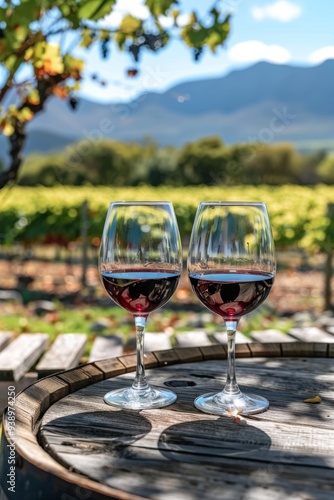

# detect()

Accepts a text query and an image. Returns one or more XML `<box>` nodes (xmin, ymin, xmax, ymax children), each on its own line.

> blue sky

<box><xmin>74</xmin><ymin>0</ymin><xmax>334</xmax><ymax>103</ymax></box>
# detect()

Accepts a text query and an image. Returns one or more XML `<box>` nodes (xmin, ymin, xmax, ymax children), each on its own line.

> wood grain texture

<box><xmin>144</xmin><ymin>332</ymin><xmax>172</xmax><ymax>352</ymax></box>
<box><xmin>0</xmin><ymin>332</ymin><xmax>14</xmax><ymax>352</ymax></box>
<box><xmin>56</xmin><ymin>364</ymin><xmax>104</xmax><ymax>392</ymax></box>
<box><xmin>38</xmin><ymin>355</ymin><xmax>334</xmax><ymax>500</ymax></box>
<box><xmin>213</xmin><ymin>331</ymin><xmax>252</xmax><ymax>344</ymax></box>
<box><xmin>281</xmin><ymin>341</ymin><xmax>328</xmax><ymax>357</ymax></box>
<box><xmin>174</xmin><ymin>346</ymin><xmax>203</xmax><ymax>362</ymax></box>
<box><xmin>250</xmin><ymin>329</ymin><xmax>295</xmax><ymax>343</ymax></box>
<box><xmin>289</xmin><ymin>326</ymin><xmax>334</xmax><ymax>343</ymax></box>
<box><xmin>36</xmin><ymin>333</ymin><xmax>87</xmax><ymax>377</ymax></box>
<box><xmin>198</xmin><ymin>344</ymin><xmax>227</xmax><ymax>359</ymax></box>
<box><xmin>89</xmin><ymin>335</ymin><xmax>124</xmax><ymax>362</ymax></box>
<box><xmin>248</xmin><ymin>342</ymin><xmax>282</xmax><ymax>357</ymax></box>
<box><xmin>0</xmin><ymin>333</ymin><xmax>49</xmax><ymax>381</ymax></box>
<box><xmin>175</xmin><ymin>331</ymin><xmax>212</xmax><ymax>347</ymax></box>
<box><xmin>93</xmin><ymin>358</ymin><xmax>128</xmax><ymax>378</ymax></box>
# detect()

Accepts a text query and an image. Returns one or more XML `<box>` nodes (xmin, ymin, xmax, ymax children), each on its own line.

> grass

<box><xmin>0</xmin><ymin>302</ymin><xmax>211</xmax><ymax>355</ymax></box>
<box><xmin>0</xmin><ymin>300</ymin><xmax>294</xmax><ymax>356</ymax></box>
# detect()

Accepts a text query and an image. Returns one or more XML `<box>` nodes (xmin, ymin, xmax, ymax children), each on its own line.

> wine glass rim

<box><xmin>199</xmin><ymin>201</ymin><xmax>267</xmax><ymax>206</ymax></box>
<box><xmin>108</xmin><ymin>201</ymin><xmax>173</xmax><ymax>206</ymax></box>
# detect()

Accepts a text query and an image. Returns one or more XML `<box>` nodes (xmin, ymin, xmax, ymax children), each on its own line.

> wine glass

<box><xmin>99</xmin><ymin>201</ymin><xmax>182</xmax><ymax>409</ymax></box>
<box><xmin>188</xmin><ymin>202</ymin><xmax>276</xmax><ymax>416</ymax></box>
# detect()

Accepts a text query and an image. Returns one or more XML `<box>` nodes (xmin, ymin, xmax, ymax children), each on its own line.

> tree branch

<box><xmin>0</xmin><ymin>73</ymin><xmax>68</xmax><ymax>189</ymax></box>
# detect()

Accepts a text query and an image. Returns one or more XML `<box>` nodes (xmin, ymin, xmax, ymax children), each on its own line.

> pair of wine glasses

<box><xmin>99</xmin><ymin>201</ymin><xmax>276</xmax><ymax>416</ymax></box>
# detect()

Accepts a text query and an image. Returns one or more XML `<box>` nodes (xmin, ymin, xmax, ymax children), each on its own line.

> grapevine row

<box><xmin>0</xmin><ymin>185</ymin><xmax>333</xmax><ymax>252</ymax></box>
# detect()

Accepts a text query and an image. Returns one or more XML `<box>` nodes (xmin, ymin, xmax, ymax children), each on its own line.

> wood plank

<box><xmin>143</xmin><ymin>352</ymin><xmax>159</xmax><ymax>369</ymax></box>
<box><xmin>281</xmin><ymin>341</ymin><xmax>328</xmax><ymax>357</ymax></box>
<box><xmin>213</xmin><ymin>331</ymin><xmax>252</xmax><ymax>344</ymax></box>
<box><xmin>88</xmin><ymin>334</ymin><xmax>123</xmax><ymax>362</ymax></box>
<box><xmin>250</xmin><ymin>329</ymin><xmax>295</xmax><ymax>343</ymax></box>
<box><xmin>93</xmin><ymin>358</ymin><xmax>127</xmax><ymax>378</ymax></box>
<box><xmin>56</xmin><ymin>364</ymin><xmax>104</xmax><ymax>393</ymax></box>
<box><xmin>248</xmin><ymin>342</ymin><xmax>282</xmax><ymax>357</ymax></box>
<box><xmin>0</xmin><ymin>332</ymin><xmax>14</xmax><ymax>352</ymax></box>
<box><xmin>153</xmin><ymin>348</ymin><xmax>180</xmax><ymax>366</ymax></box>
<box><xmin>234</xmin><ymin>343</ymin><xmax>252</xmax><ymax>357</ymax></box>
<box><xmin>36</xmin><ymin>333</ymin><xmax>87</xmax><ymax>378</ymax></box>
<box><xmin>326</xmin><ymin>326</ymin><xmax>334</xmax><ymax>336</ymax></box>
<box><xmin>0</xmin><ymin>373</ymin><xmax>38</xmax><ymax>415</ymax></box>
<box><xmin>174</xmin><ymin>347</ymin><xmax>203</xmax><ymax>362</ymax></box>
<box><xmin>175</xmin><ymin>330</ymin><xmax>212</xmax><ymax>347</ymax></box>
<box><xmin>329</xmin><ymin>343</ymin><xmax>334</xmax><ymax>357</ymax></box>
<box><xmin>14</xmin><ymin>377</ymin><xmax>69</xmax><ymax>427</ymax></box>
<box><xmin>198</xmin><ymin>344</ymin><xmax>227</xmax><ymax>360</ymax></box>
<box><xmin>288</xmin><ymin>326</ymin><xmax>334</xmax><ymax>342</ymax></box>
<box><xmin>0</xmin><ymin>333</ymin><xmax>49</xmax><ymax>381</ymax></box>
<box><xmin>117</xmin><ymin>354</ymin><xmax>137</xmax><ymax>372</ymax></box>
<box><xmin>144</xmin><ymin>332</ymin><xmax>172</xmax><ymax>352</ymax></box>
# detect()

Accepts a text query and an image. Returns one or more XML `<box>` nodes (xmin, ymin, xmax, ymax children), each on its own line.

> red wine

<box><xmin>189</xmin><ymin>271</ymin><xmax>274</xmax><ymax>320</ymax></box>
<box><xmin>101</xmin><ymin>270</ymin><xmax>180</xmax><ymax>315</ymax></box>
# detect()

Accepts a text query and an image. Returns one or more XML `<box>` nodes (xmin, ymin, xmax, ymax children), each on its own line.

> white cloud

<box><xmin>309</xmin><ymin>46</ymin><xmax>334</xmax><ymax>64</ymax></box>
<box><xmin>103</xmin><ymin>0</ymin><xmax>150</xmax><ymax>28</ymax></box>
<box><xmin>251</xmin><ymin>1</ymin><xmax>302</xmax><ymax>22</ymax></box>
<box><xmin>228</xmin><ymin>40</ymin><xmax>291</xmax><ymax>64</ymax></box>
<box><xmin>158</xmin><ymin>13</ymin><xmax>190</xmax><ymax>29</ymax></box>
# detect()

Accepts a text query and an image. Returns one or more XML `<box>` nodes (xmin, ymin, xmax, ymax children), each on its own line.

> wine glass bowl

<box><xmin>99</xmin><ymin>202</ymin><xmax>182</xmax><ymax>409</ymax></box>
<box><xmin>188</xmin><ymin>202</ymin><xmax>276</xmax><ymax>416</ymax></box>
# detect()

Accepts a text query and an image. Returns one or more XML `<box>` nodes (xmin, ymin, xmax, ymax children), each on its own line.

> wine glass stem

<box><xmin>223</xmin><ymin>321</ymin><xmax>242</xmax><ymax>397</ymax></box>
<box><xmin>132</xmin><ymin>316</ymin><xmax>149</xmax><ymax>392</ymax></box>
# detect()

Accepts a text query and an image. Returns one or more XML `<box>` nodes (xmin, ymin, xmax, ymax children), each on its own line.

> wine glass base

<box><xmin>104</xmin><ymin>386</ymin><xmax>177</xmax><ymax>410</ymax></box>
<box><xmin>194</xmin><ymin>391</ymin><xmax>269</xmax><ymax>416</ymax></box>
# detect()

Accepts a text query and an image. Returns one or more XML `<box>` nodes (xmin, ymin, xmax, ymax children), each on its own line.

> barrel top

<box><xmin>2</xmin><ymin>343</ymin><xmax>334</xmax><ymax>500</ymax></box>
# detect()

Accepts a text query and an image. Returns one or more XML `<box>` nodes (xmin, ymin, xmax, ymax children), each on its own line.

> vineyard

<box><xmin>0</xmin><ymin>185</ymin><xmax>333</xmax><ymax>252</ymax></box>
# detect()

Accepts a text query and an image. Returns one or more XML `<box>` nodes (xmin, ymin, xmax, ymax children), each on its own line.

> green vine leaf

<box><xmin>145</xmin><ymin>0</ymin><xmax>178</xmax><ymax>17</ymax></box>
<box><xmin>78</xmin><ymin>0</ymin><xmax>116</xmax><ymax>21</ymax></box>
<box><xmin>181</xmin><ymin>12</ymin><xmax>230</xmax><ymax>52</ymax></box>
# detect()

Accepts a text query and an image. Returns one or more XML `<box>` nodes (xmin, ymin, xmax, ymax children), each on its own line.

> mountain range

<box><xmin>1</xmin><ymin>59</ymin><xmax>334</xmax><ymax>164</ymax></box>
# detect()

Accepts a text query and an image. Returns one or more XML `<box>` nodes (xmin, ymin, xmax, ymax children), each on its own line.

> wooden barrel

<box><xmin>1</xmin><ymin>342</ymin><xmax>334</xmax><ymax>500</ymax></box>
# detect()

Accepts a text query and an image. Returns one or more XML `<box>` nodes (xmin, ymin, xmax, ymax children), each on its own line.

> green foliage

<box><xmin>77</xmin><ymin>0</ymin><xmax>117</xmax><ymax>21</ymax></box>
<box><xmin>0</xmin><ymin>185</ymin><xmax>333</xmax><ymax>253</ymax></box>
<box><xmin>230</xmin><ymin>143</ymin><xmax>301</xmax><ymax>185</ymax></box>
<box><xmin>16</xmin><ymin>136</ymin><xmax>334</xmax><ymax>188</ymax></box>
<box><xmin>177</xmin><ymin>136</ymin><xmax>230</xmax><ymax>185</ymax></box>
<box><xmin>145</xmin><ymin>0</ymin><xmax>178</xmax><ymax>17</ymax></box>
<box><xmin>316</xmin><ymin>153</ymin><xmax>334</xmax><ymax>184</ymax></box>
<box><xmin>181</xmin><ymin>11</ymin><xmax>230</xmax><ymax>52</ymax></box>
<box><xmin>0</xmin><ymin>0</ymin><xmax>231</xmax><ymax>141</ymax></box>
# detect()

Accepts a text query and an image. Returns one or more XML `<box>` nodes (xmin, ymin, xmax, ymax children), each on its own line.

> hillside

<box><xmin>1</xmin><ymin>60</ymin><xmax>334</xmax><ymax>164</ymax></box>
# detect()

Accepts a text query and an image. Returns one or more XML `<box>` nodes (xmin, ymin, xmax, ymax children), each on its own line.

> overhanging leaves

<box><xmin>78</xmin><ymin>0</ymin><xmax>116</xmax><ymax>21</ymax></box>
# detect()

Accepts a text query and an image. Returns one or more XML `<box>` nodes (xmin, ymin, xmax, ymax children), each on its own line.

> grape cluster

<box><xmin>128</xmin><ymin>33</ymin><xmax>164</xmax><ymax>62</ymax></box>
<box><xmin>100</xmin><ymin>37</ymin><xmax>110</xmax><ymax>59</ymax></box>
<box><xmin>68</xmin><ymin>97</ymin><xmax>78</xmax><ymax>110</ymax></box>
<box><xmin>194</xmin><ymin>47</ymin><xmax>203</xmax><ymax>61</ymax></box>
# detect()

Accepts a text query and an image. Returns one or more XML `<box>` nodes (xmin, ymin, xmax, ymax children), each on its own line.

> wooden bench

<box><xmin>35</xmin><ymin>333</ymin><xmax>87</xmax><ymax>378</ymax></box>
<box><xmin>88</xmin><ymin>334</ymin><xmax>123</xmax><ymax>362</ymax></box>
<box><xmin>0</xmin><ymin>332</ymin><xmax>125</xmax><ymax>414</ymax></box>
<box><xmin>0</xmin><ymin>331</ymin><xmax>14</xmax><ymax>352</ymax></box>
<box><xmin>0</xmin><ymin>333</ymin><xmax>49</xmax><ymax>381</ymax></box>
